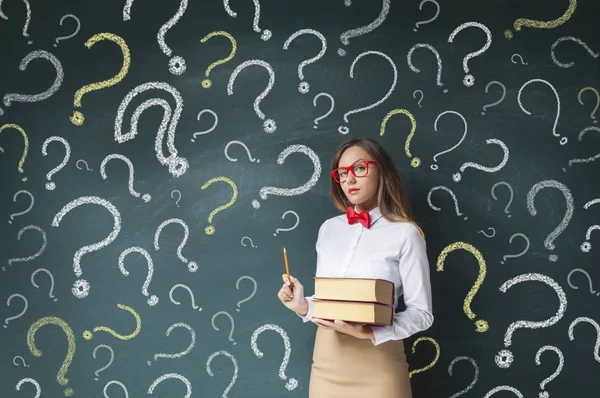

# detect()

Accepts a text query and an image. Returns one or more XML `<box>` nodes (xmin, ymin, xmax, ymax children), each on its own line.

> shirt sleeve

<box><xmin>296</xmin><ymin>220</ymin><xmax>327</xmax><ymax>322</ymax></box>
<box><xmin>370</xmin><ymin>224</ymin><xmax>434</xmax><ymax>345</ymax></box>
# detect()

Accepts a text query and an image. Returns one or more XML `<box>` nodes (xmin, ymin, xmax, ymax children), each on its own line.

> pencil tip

<box><xmin>283</xmin><ymin>247</ymin><xmax>286</xmax><ymax>252</ymax></box>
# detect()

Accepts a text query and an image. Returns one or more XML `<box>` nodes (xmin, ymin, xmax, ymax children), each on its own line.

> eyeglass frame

<box><xmin>331</xmin><ymin>160</ymin><xmax>377</xmax><ymax>183</ymax></box>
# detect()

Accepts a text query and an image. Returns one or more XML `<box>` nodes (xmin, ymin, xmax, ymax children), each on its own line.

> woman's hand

<box><xmin>277</xmin><ymin>274</ymin><xmax>308</xmax><ymax>315</ymax></box>
<box><xmin>312</xmin><ymin>318</ymin><xmax>375</xmax><ymax>340</ymax></box>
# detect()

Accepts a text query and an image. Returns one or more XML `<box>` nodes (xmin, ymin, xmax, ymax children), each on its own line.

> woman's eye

<box><xmin>354</xmin><ymin>165</ymin><xmax>365</xmax><ymax>172</ymax></box>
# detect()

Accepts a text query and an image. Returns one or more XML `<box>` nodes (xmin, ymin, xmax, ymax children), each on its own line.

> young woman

<box><xmin>277</xmin><ymin>137</ymin><xmax>434</xmax><ymax>398</ymax></box>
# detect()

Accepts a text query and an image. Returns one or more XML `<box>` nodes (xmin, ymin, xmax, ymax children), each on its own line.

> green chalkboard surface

<box><xmin>1</xmin><ymin>0</ymin><xmax>600</xmax><ymax>396</ymax></box>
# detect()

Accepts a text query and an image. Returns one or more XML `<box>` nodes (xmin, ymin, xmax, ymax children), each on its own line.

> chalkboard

<box><xmin>1</xmin><ymin>0</ymin><xmax>599</xmax><ymax>396</ymax></box>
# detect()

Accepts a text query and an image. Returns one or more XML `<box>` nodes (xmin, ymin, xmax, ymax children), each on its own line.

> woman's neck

<box><xmin>356</xmin><ymin>200</ymin><xmax>377</xmax><ymax>213</ymax></box>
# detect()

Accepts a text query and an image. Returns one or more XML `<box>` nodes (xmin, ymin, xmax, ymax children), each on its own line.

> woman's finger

<box><xmin>312</xmin><ymin>320</ymin><xmax>331</xmax><ymax>330</ymax></box>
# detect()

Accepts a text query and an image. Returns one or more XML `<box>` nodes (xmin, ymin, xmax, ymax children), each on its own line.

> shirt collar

<box><xmin>353</xmin><ymin>205</ymin><xmax>383</xmax><ymax>226</ymax></box>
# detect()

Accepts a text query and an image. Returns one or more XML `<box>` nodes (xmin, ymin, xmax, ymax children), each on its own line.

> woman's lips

<box><xmin>348</xmin><ymin>188</ymin><xmax>360</xmax><ymax>194</ymax></box>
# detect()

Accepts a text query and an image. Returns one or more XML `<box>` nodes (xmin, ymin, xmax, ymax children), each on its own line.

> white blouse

<box><xmin>298</xmin><ymin>206</ymin><xmax>434</xmax><ymax>345</ymax></box>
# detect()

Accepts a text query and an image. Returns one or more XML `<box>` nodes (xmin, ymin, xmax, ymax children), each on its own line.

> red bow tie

<box><xmin>346</xmin><ymin>207</ymin><xmax>371</xmax><ymax>229</ymax></box>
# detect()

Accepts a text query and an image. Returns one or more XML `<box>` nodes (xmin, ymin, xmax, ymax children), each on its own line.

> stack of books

<box><xmin>312</xmin><ymin>277</ymin><xmax>395</xmax><ymax>325</ymax></box>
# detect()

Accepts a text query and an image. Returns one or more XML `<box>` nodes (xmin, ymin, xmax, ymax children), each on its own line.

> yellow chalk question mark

<box><xmin>437</xmin><ymin>242</ymin><xmax>489</xmax><ymax>332</ymax></box>
<box><xmin>71</xmin><ymin>33</ymin><xmax>131</xmax><ymax>126</ymax></box>
<box><xmin>27</xmin><ymin>316</ymin><xmax>76</xmax><ymax>396</ymax></box>
<box><xmin>83</xmin><ymin>303</ymin><xmax>141</xmax><ymax>340</ymax></box>
<box><xmin>380</xmin><ymin>109</ymin><xmax>420</xmax><ymax>167</ymax></box>
<box><xmin>504</xmin><ymin>0</ymin><xmax>577</xmax><ymax>39</ymax></box>
<box><xmin>201</xmin><ymin>176</ymin><xmax>238</xmax><ymax>235</ymax></box>
<box><xmin>409</xmin><ymin>336</ymin><xmax>440</xmax><ymax>378</ymax></box>
<box><xmin>200</xmin><ymin>31</ymin><xmax>237</xmax><ymax>89</ymax></box>
<box><xmin>0</xmin><ymin>123</ymin><xmax>29</xmax><ymax>182</ymax></box>
<box><xmin>578</xmin><ymin>87</ymin><xmax>599</xmax><ymax>124</ymax></box>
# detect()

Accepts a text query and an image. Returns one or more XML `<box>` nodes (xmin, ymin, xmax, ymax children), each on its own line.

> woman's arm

<box><xmin>295</xmin><ymin>220</ymin><xmax>327</xmax><ymax>322</ymax></box>
<box><xmin>370</xmin><ymin>224</ymin><xmax>434</xmax><ymax>345</ymax></box>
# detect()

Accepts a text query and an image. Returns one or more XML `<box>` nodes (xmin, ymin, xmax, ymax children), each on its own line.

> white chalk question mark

<box><xmin>41</xmin><ymin>135</ymin><xmax>71</xmax><ymax>190</ymax></box>
<box><xmin>235</xmin><ymin>275</ymin><xmax>257</xmax><ymax>312</ymax></box>
<box><xmin>227</xmin><ymin>59</ymin><xmax>277</xmax><ymax>133</ymax></box>
<box><xmin>283</xmin><ymin>29</ymin><xmax>327</xmax><ymax>94</ymax></box>
<box><xmin>191</xmin><ymin>109</ymin><xmax>218</xmax><ymax>142</ymax></box>
<box><xmin>481</xmin><ymin>81</ymin><xmax>506</xmax><ymax>115</ymax></box>
<box><xmin>495</xmin><ymin>273</ymin><xmax>566</xmax><ymax>369</ymax></box>
<box><xmin>447</xmin><ymin>356</ymin><xmax>479</xmax><ymax>398</ymax></box>
<box><xmin>51</xmin><ymin>196</ymin><xmax>122</xmax><ymax>298</ymax></box>
<box><xmin>407</xmin><ymin>43</ymin><xmax>448</xmax><ymax>93</ymax></box>
<box><xmin>104</xmin><ymin>380</ymin><xmax>129</xmax><ymax>398</ymax></box>
<box><xmin>76</xmin><ymin>159</ymin><xmax>92</xmax><ymax>171</ymax></box>
<box><xmin>251</xmin><ymin>324</ymin><xmax>298</xmax><ymax>390</ymax></box>
<box><xmin>223</xmin><ymin>0</ymin><xmax>271</xmax><ymax>41</ymax></box>
<box><xmin>123</xmin><ymin>0</ymin><xmax>188</xmax><ymax>75</ymax></box>
<box><xmin>252</xmin><ymin>144</ymin><xmax>321</xmax><ymax>209</ymax></box>
<box><xmin>427</xmin><ymin>185</ymin><xmax>468</xmax><ymax>220</ymax></box>
<box><xmin>491</xmin><ymin>181</ymin><xmax>514</xmax><ymax>217</ymax></box>
<box><xmin>15</xmin><ymin>378</ymin><xmax>40</xmax><ymax>398</ymax></box>
<box><xmin>114</xmin><ymin>82</ymin><xmax>189</xmax><ymax>178</ymax></box>
<box><xmin>563</xmin><ymin>126</ymin><xmax>600</xmax><ymax>171</ymax></box>
<box><xmin>581</xmin><ymin>224</ymin><xmax>600</xmax><ymax>253</ymax></box>
<box><xmin>8</xmin><ymin>189</ymin><xmax>34</xmax><ymax>224</ymax></box>
<box><xmin>4</xmin><ymin>225</ymin><xmax>47</xmax><ymax>271</ymax></box>
<box><xmin>535</xmin><ymin>345</ymin><xmax>564</xmax><ymax>398</ymax></box>
<box><xmin>567</xmin><ymin>268</ymin><xmax>600</xmax><ymax>296</ymax></box>
<box><xmin>225</xmin><ymin>140</ymin><xmax>259</xmax><ymax>163</ymax></box>
<box><xmin>452</xmin><ymin>138</ymin><xmax>509</xmax><ymax>182</ymax></box>
<box><xmin>274</xmin><ymin>210</ymin><xmax>300</xmax><ymax>236</ymax></box>
<box><xmin>119</xmin><ymin>246</ymin><xmax>158</xmax><ymax>306</ymax></box>
<box><xmin>3</xmin><ymin>50</ymin><xmax>64</xmax><ymax>109</ymax></box>
<box><xmin>241</xmin><ymin>236</ymin><xmax>257</xmax><ymax>248</ymax></box>
<box><xmin>206</xmin><ymin>351</ymin><xmax>238</xmax><ymax>398</ymax></box>
<box><xmin>93</xmin><ymin>344</ymin><xmax>115</xmax><ymax>381</ymax></box>
<box><xmin>147</xmin><ymin>373</ymin><xmax>191</xmax><ymax>398</ymax></box>
<box><xmin>526</xmin><ymin>180</ymin><xmax>573</xmax><ymax>262</ymax></box>
<box><xmin>53</xmin><ymin>14</ymin><xmax>80</xmax><ymax>47</ymax></box>
<box><xmin>483</xmin><ymin>386</ymin><xmax>523</xmax><ymax>398</ymax></box>
<box><xmin>430</xmin><ymin>110</ymin><xmax>468</xmax><ymax>170</ymax></box>
<box><xmin>447</xmin><ymin>21</ymin><xmax>492</xmax><ymax>87</ymax></box>
<box><xmin>312</xmin><ymin>92</ymin><xmax>335</xmax><ymax>128</ymax></box>
<box><xmin>171</xmin><ymin>189</ymin><xmax>182</xmax><ymax>207</ymax></box>
<box><xmin>338</xmin><ymin>50</ymin><xmax>398</xmax><ymax>135</ymax></box>
<box><xmin>414</xmin><ymin>0</ymin><xmax>440</xmax><ymax>32</ymax></box>
<box><xmin>13</xmin><ymin>355</ymin><xmax>29</xmax><ymax>367</ymax></box>
<box><xmin>338</xmin><ymin>0</ymin><xmax>390</xmax><ymax>56</ymax></box>
<box><xmin>0</xmin><ymin>0</ymin><xmax>32</xmax><ymax>44</ymax></box>
<box><xmin>31</xmin><ymin>267</ymin><xmax>57</xmax><ymax>301</ymax></box>
<box><xmin>169</xmin><ymin>283</ymin><xmax>201</xmax><ymax>311</ymax></box>
<box><xmin>477</xmin><ymin>227</ymin><xmax>495</xmax><ymax>238</ymax></box>
<box><xmin>212</xmin><ymin>311</ymin><xmax>236</xmax><ymax>345</ymax></box>
<box><xmin>413</xmin><ymin>90</ymin><xmax>424</xmax><ymax>107</ymax></box>
<box><xmin>3</xmin><ymin>293</ymin><xmax>27</xmax><ymax>328</ymax></box>
<box><xmin>500</xmin><ymin>233</ymin><xmax>530</xmax><ymax>264</ymax></box>
<box><xmin>148</xmin><ymin>323</ymin><xmax>196</xmax><ymax>365</ymax></box>
<box><xmin>511</xmin><ymin>53</ymin><xmax>527</xmax><ymax>65</ymax></box>
<box><xmin>100</xmin><ymin>154</ymin><xmax>151</xmax><ymax>202</ymax></box>
<box><xmin>568</xmin><ymin>317</ymin><xmax>600</xmax><ymax>362</ymax></box>
<box><xmin>551</xmin><ymin>36</ymin><xmax>599</xmax><ymax>68</ymax></box>
<box><xmin>518</xmin><ymin>78</ymin><xmax>566</xmax><ymax>145</ymax></box>
<box><xmin>154</xmin><ymin>218</ymin><xmax>198</xmax><ymax>272</ymax></box>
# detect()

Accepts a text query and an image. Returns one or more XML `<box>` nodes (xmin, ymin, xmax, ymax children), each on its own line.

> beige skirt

<box><xmin>309</xmin><ymin>327</ymin><xmax>412</xmax><ymax>398</ymax></box>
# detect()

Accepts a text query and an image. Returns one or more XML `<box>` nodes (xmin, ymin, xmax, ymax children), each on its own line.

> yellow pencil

<box><xmin>283</xmin><ymin>247</ymin><xmax>290</xmax><ymax>280</ymax></box>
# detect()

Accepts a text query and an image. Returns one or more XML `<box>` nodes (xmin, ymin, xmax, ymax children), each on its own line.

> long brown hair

<box><xmin>329</xmin><ymin>137</ymin><xmax>425</xmax><ymax>238</ymax></box>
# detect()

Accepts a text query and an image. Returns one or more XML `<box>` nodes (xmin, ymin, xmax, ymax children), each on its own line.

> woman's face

<box><xmin>336</xmin><ymin>145</ymin><xmax>380</xmax><ymax>212</ymax></box>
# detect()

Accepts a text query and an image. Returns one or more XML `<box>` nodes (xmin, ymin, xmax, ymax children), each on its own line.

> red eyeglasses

<box><xmin>331</xmin><ymin>160</ymin><xmax>377</xmax><ymax>183</ymax></box>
